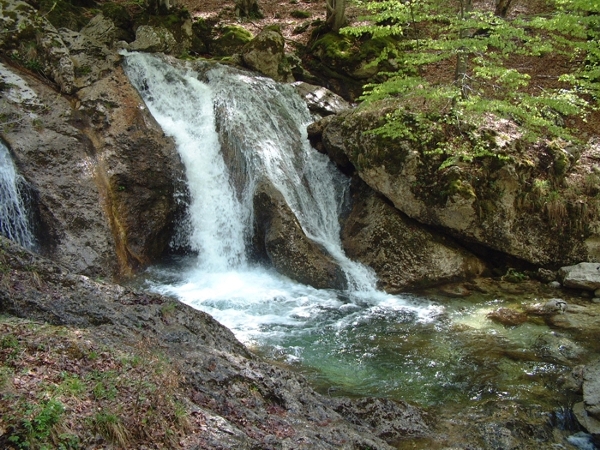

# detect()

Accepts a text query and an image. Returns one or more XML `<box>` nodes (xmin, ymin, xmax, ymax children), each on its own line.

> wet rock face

<box><xmin>75</xmin><ymin>67</ymin><xmax>186</xmax><ymax>275</ymax></box>
<box><xmin>0</xmin><ymin>8</ymin><xmax>185</xmax><ymax>278</ymax></box>
<box><xmin>0</xmin><ymin>63</ymin><xmax>117</xmax><ymax>278</ymax></box>
<box><xmin>0</xmin><ymin>235</ymin><xmax>427</xmax><ymax>449</ymax></box>
<box><xmin>321</xmin><ymin>102</ymin><xmax>598</xmax><ymax>267</ymax></box>
<box><xmin>341</xmin><ymin>179</ymin><xmax>486</xmax><ymax>292</ymax></box>
<box><xmin>252</xmin><ymin>180</ymin><xmax>346</xmax><ymax>290</ymax></box>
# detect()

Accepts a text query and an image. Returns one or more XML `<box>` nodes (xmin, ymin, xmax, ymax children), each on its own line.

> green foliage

<box><xmin>343</xmin><ymin>0</ymin><xmax>598</xmax><ymax>167</ymax></box>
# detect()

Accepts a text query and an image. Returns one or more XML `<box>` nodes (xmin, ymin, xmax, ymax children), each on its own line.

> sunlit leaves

<box><xmin>342</xmin><ymin>0</ymin><xmax>597</xmax><ymax>164</ymax></box>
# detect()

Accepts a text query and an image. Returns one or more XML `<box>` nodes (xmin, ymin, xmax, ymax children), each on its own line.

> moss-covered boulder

<box><xmin>242</xmin><ymin>26</ymin><xmax>293</xmax><ymax>82</ymax></box>
<box><xmin>210</xmin><ymin>25</ymin><xmax>253</xmax><ymax>57</ymax></box>
<box><xmin>342</xmin><ymin>179</ymin><xmax>486</xmax><ymax>292</ymax></box>
<box><xmin>306</xmin><ymin>31</ymin><xmax>403</xmax><ymax>100</ymax></box>
<box><xmin>321</xmin><ymin>100</ymin><xmax>600</xmax><ymax>267</ymax></box>
<box><xmin>252</xmin><ymin>180</ymin><xmax>346</xmax><ymax>290</ymax></box>
<box><xmin>1</xmin><ymin>1</ymin><xmax>76</xmax><ymax>94</ymax></box>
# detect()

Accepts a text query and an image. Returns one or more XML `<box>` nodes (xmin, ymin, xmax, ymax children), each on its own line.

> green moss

<box><xmin>211</xmin><ymin>25</ymin><xmax>253</xmax><ymax>56</ymax></box>
<box><xmin>290</xmin><ymin>10</ymin><xmax>311</xmax><ymax>19</ymax></box>
<box><xmin>38</xmin><ymin>0</ymin><xmax>91</xmax><ymax>30</ymax></box>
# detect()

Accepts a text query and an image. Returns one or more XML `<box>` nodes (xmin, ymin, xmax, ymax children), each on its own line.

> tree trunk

<box><xmin>494</xmin><ymin>0</ymin><xmax>514</xmax><ymax>18</ymax></box>
<box><xmin>235</xmin><ymin>0</ymin><xmax>263</xmax><ymax>19</ymax></box>
<box><xmin>455</xmin><ymin>0</ymin><xmax>473</xmax><ymax>99</ymax></box>
<box><xmin>326</xmin><ymin>0</ymin><xmax>347</xmax><ymax>32</ymax></box>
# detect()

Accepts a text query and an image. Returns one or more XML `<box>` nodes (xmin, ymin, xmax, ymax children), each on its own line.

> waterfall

<box><xmin>124</xmin><ymin>54</ymin><xmax>248</xmax><ymax>272</ymax></box>
<box><xmin>124</xmin><ymin>52</ymin><xmax>376</xmax><ymax>291</ymax></box>
<box><xmin>0</xmin><ymin>141</ymin><xmax>36</xmax><ymax>250</ymax></box>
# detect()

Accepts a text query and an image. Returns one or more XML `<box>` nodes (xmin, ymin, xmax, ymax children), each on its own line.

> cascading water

<box><xmin>0</xmin><ymin>141</ymin><xmax>36</xmax><ymax>250</ymax></box>
<box><xmin>122</xmin><ymin>56</ymin><xmax>600</xmax><ymax>442</ymax></box>
<box><xmin>123</xmin><ymin>52</ymin><xmax>432</xmax><ymax>343</ymax></box>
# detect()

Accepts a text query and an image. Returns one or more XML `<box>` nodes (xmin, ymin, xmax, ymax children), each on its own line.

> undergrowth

<box><xmin>0</xmin><ymin>317</ymin><xmax>191</xmax><ymax>449</ymax></box>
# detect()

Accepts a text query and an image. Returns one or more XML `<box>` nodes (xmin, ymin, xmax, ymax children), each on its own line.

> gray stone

<box><xmin>252</xmin><ymin>180</ymin><xmax>346</xmax><ymax>290</ymax></box>
<box><xmin>242</xmin><ymin>27</ymin><xmax>293</xmax><ymax>82</ymax></box>
<box><xmin>574</xmin><ymin>402</ymin><xmax>600</xmax><ymax>436</ymax></box>
<box><xmin>320</xmin><ymin>101</ymin><xmax>600</xmax><ymax>267</ymax></box>
<box><xmin>583</xmin><ymin>361</ymin><xmax>600</xmax><ymax>420</ymax></box>
<box><xmin>293</xmin><ymin>82</ymin><xmax>350</xmax><ymax>116</ymax></box>
<box><xmin>341</xmin><ymin>179</ymin><xmax>485</xmax><ymax>293</ymax></box>
<box><xmin>129</xmin><ymin>25</ymin><xmax>178</xmax><ymax>54</ymax></box>
<box><xmin>559</xmin><ymin>262</ymin><xmax>600</xmax><ymax>290</ymax></box>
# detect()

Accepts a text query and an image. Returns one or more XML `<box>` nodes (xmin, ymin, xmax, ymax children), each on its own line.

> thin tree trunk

<box><xmin>494</xmin><ymin>0</ymin><xmax>514</xmax><ymax>18</ymax></box>
<box><xmin>326</xmin><ymin>0</ymin><xmax>346</xmax><ymax>32</ymax></box>
<box><xmin>235</xmin><ymin>0</ymin><xmax>262</xmax><ymax>18</ymax></box>
<box><xmin>455</xmin><ymin>0</ymin><xmax>473</xmax><ymax>99</ymax></box>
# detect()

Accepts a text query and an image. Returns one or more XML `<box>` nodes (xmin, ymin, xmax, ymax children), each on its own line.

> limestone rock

<box><xmin>293</xmin><ymin>82</ymin><xmax>351</xmax><ymax>116</ymax></box>
<box><xmin>583</xmin><ymin>361</ymin><xmax>600</xmax><ymax>420</ymax></box>
<box><xmin>308</xmin><ymin>115</ymin><xmax>354</xmax><ymax>175</ymax></box>
<box><xmin>242</xmin><ymin>26</ymin><xmax>293</xmax><ymax>82</ymax></box>
<box><xmin>128</xmin><ymin>25</ymin><xmax>178</xmax><ymax>54</ymax></box>
<box><xmin>253</xmin><ymin>180</ymin><xmax>346</xmax><ymax>289</ymax></box>
<box><xmin>321</xmin><ymin>101</ymin><xmax>599</xmax><ymax>267</ymax></box>
<box><xmin>0</xmin><ymin>63</ymin><xmax>117</xmax><ymax>277</ymax></box>
<box><xmin>75</xmin><ymin>66</ymin><xmax>186</xmax><ymax>275</ymax></box>
<box><xmin>341</xmin><ymin>179</ymin><xmax>486</xmax><ymax>293</ymax></box>
<box><xmin>59</xmin><ymin>17</ymin><xmax>122</xmax><ymax>90</ymax></box>
<box><xmin>559</xmin><ymin>262</ymin><xmax>600</xmax><ymax>291</ymax></box>
<box><xmin>0</xmin><ymin>1</ymin><xmax>75</xmax><ymax>94</ymax></box>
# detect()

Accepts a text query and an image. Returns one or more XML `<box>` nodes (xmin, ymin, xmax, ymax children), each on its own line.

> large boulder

<box><xmin>252</xmin><ymin>180</ymin><xmax>346</xmax><ymax>289</ymax></box>
<box><xmin>128</xmin><ymin>25</ymin><xmax>179</xmax><ymax>54</ymax></box>
<box><xmin>293</xmin><ymin>81</ymin><xmax>351</xmax><ymax>116</ymax></box>
<box><xmin>558</xmin><ymin>262</ymin><xmax>600</xmax><ymax>291</ymax></box>
<box><xmin>242</xmin><ymin>26</ymin><xmax>293</xmax><ymax>82</ymax></box>
<box><xmin>0</xmin><ymin>0</ymin><xmax>75</xmax><ymax>94</ymax></box>
<box><xmin>320</xmin><ymin>102</ymin><xmax>600</xmax><ymax>267</ymax></box>
<box><xmin>342</xmin><ymin>179</ymin><xmax>486</xmax><ymax>292</ymax></box>
<box><xmin>0</xmin><ymin>8</ymin><xmax>185</xmax><ymax>278</ymax></box>
<box><xmin>0</xmin><ymin>62</ymin><xmax>116</xmax><ymax>277</ymax></box>
<box><xmin>75</xmin><ymin>67</ymin><xmax>186</xmax><ymax>276</ymax></box>
<box><xmin>574</xmin><ymin>360</ymin><xmax>600</xmax><ymax>441</ymax></box>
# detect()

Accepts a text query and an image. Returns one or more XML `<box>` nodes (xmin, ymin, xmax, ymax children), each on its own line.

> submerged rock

<box><xmin>487</xmin><ymin>307</ymin><xmax>528</xmax><ymax>326</ymax></box>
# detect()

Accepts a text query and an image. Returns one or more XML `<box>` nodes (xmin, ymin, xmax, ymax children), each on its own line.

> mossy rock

<box><xmin>310</xmin><ymin>31</ymin><xmax>401</xmax><ymax>78</ymax></box>
<box><xmin>38</xmin><ymin>0</ymin><xmax>91</xmax><ymax>30</ymax></box>
<box><xmin>100</xmin><ymin>2</ymin><xmax>134</xmax><ymax>41</ymax></box>
<box><xmin>210</xmin><ymin>25</ymin><xmax>253</xmax><ymax>57</ymax></box>
<box><xmin>306</xmin><ymin>31</ymin><xmax>403</xmax><ymax>100</ymax></box>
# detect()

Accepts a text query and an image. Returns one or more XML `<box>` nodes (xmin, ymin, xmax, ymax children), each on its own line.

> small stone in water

<box><xmin>487</xmin><ymin>308</ymin><xmax>528</xmax><ymax>326</ymax></box>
